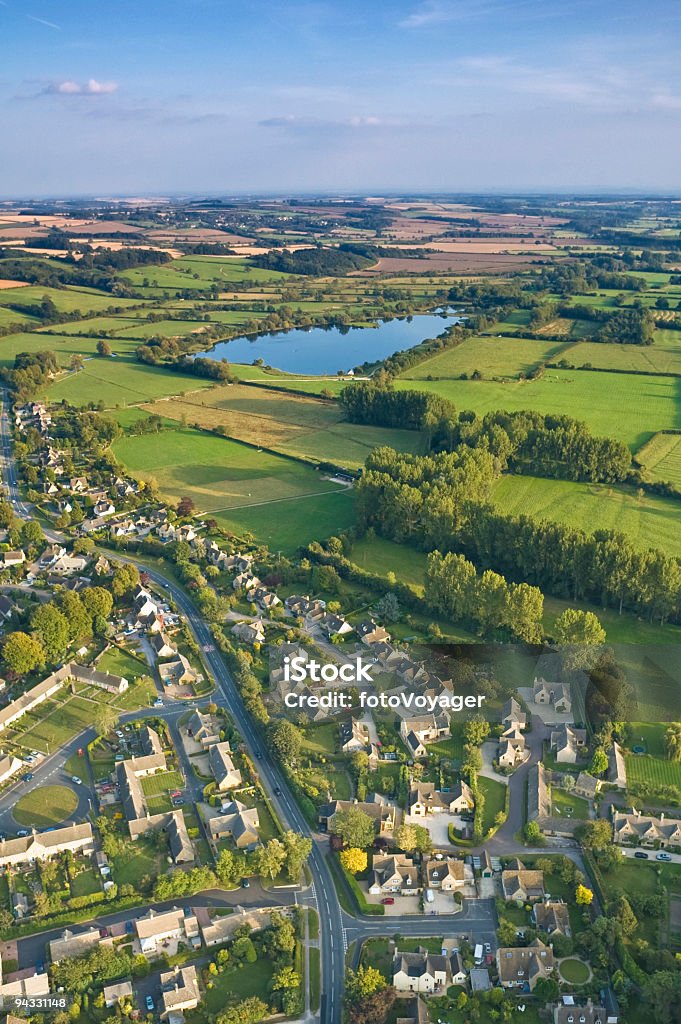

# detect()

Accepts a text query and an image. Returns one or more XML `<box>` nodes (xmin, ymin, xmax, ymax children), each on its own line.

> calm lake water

<box><xmin>195</xmin><ymin>311</ymin><xmax>462</xmax><ymax>375</ymax></box>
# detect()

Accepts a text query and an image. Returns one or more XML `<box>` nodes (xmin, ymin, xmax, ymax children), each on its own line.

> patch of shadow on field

<box><xmin>670</xmin><ymin>896</ymin><xmax>681</xmax><ymax>933</ymax></box>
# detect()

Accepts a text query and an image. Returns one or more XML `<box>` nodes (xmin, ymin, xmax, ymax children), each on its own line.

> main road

<box><xmin>0</xmin><ymin>390</ymin><xmax>349</xmax><ymax>1024</ymax></box>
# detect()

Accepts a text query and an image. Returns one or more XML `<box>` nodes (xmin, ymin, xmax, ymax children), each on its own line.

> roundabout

<box><xmin>13</xmin><ymin>785</ymin><xmax>80</xmax><ymax>829</ymax></box>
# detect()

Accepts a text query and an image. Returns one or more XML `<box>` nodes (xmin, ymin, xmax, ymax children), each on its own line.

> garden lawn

<box><xmin>302</xmin><ymin>722</ymin><xmax>339</xmax><ymax>756</ymax></box>
<box><xmin>625</xmin><ymin>752</ymin><xmax>681</xmax><ymax>790</ymax></box>
<box><xmin>478</xmin><ymin>776</ymin><xmax>507</xmax><ymax>832</ymax></box>
<box><xmin>9</xmin><ymin>695</ymin><xmax>97</xmax><ymax>753</ymax></box>
<box><xmin>111</xmin><ymin>841</ymin><xmax>165</xmax><ymax>888</ymax></box>
<box><xmin>550</xmin><ymin>788</ymin><xmax>589</xmax><ymax>820</ymax></box>
<box><xmin>97</xmin><ymin>645</ymin><xmax>147</xmax><ymax>681</ymax></box>
<box><xmin>70</xmin><ymin>867</ymin><xmax>101</xmax><ymax>898</ymax></box>
<box><xmin>558</xmin><ymin>958</ymin><xmax>590</xmax><ymax>984</ymax></box>
<box><xmin>186</xmin><ymin>957</ymin><xmax>274</xmax><ymax>1018</ymax></box>
<box><xmin>14</xmin><ymin>785</ymin><xmax>79</xmax><ymax>827</ymax></box>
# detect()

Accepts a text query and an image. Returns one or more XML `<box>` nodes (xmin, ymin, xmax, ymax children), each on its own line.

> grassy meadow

<box><xmin>492</xmin><ymin>473</ymin><xmax>681</xmax><ymax>556</ymax></box>
<box><xmin>394</xmin><ymin>368</ymin><xmax>681</xmax><ymax>451</ymax></box>
<box><xmin>142</xmin><ymin>383</ymin><xmax>425</xmax><ymax>470</ymax></box>
<box><xmin>403</xmin><ymin>335</ymin><xmax>570</xmax><ymax>380</ymax></box>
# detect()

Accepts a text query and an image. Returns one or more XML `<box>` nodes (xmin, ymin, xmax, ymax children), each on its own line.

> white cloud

<box><xmin>44</xmin><ymin>78</ymin><xmax>118</xmax><ymax>96</ymax></box>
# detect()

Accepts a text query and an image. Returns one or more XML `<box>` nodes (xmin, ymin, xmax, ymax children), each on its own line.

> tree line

<box><xmin>356</xmin><ymin>446</ymin><xmax>681</xmax><ymax>624</ymax></box>
<box><xmin>340</xmin><ymin>380</ymin><xmax>632</xmax><ymax>483</ymax></box>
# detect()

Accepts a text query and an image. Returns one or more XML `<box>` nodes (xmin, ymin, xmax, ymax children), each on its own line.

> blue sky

<box><xmin>2</xmin><ymin>0</ymin><xmax>681</xmax><ymax>195</ymax></box>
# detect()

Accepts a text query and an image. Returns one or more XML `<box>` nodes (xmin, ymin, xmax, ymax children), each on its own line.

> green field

<box><xmin>45</xmin><ymin>356</ymin><xmax>215</xmax><ymax>407</ymax></box>
<box><xmin>214</xmin><ymin>488</ymin><xmax>355</xmax><ymax>554</ymax></box>
<box><xmin>113</xmin><ymin>423</ymin><xmax>347</xmax><ymax>511</ymax></box>
<box><xmin>493</xmin><ymin>473</ymin><xmax>681</xmax><ymax>556</ymax></box>
<box><xmin>14</xmin><ymin>785</ymin><xmax>79</xmax><ymax>827</ymax></box>
<box><xmin>40</xmin><ymin>316</ymin><xmax>146</xmax><ymax>335</ymax></box>
<box><xmin>637</xmin><ymin>431</ymin><xmax>681</xmax><ymax>486</ymax></box>
<box><xmin>0</xmin><ymin>284</ymin><xmax>141</xmax><ymax>314</ymax></box>
<box><xmin>0</xmin><ymin>306</ymin><xmax>36</xmax><ymax>327</ymax></box>
<box><xmin>564</xmin><ymin>331</ymin><xmax>681</xmax><ymax>375</ymax></box>
<box><xmin>142</xmin><ymin>383</ymin><xmax>425</xmax><ymax>470</ymax></box>
<box><xmin>394</xmin><ymin>369</ymin><xmax>681</xmax><ymax>451</ymax></box>
<box><xmin>0</xmin><ymin>331</ymin><xmax>144</xmax><ymax>368</ymax></box>
<box><xmin>351</xmin><ymin>534</ymin><xmax>681</xmax><ymax>649</ymax></box>
<box><xmin>403</xmin><ymin>335</ymin><xmax>569</xmax><ymax>381</ymax></box>
<box><xmin>350</xmin><ymin>535</ymin><xmax>427</xmax><ymax>593</ymax></box>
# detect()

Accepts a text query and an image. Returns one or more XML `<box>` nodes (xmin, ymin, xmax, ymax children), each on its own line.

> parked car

<box><xmin>16</xmin><ymin>829</ymin><xmax>30</xmax><ymax>838</ymax></box>
<box><xmin>381</xmin><ymin>897</ymin><xmax>395</xmax><ymax>905</ymax></box>
<box><xmin>484</xmin><ymin>943</ymin><xmax>492</xmax><ymax>954</ymax></box>
<box><xmin>657</xmin><ymin>852</ymin><xmax>673</xmax><ymax>861</ymax></box>
<box><xmin>241</xmin><ymin>878</ymin><xmax>251</xmax><ymax>888</ymax></box>
<box><xmin>634</xmin><ymin>850</ymin><xmax>649</xmax><ymax>859</ymax></box>
<box><xmin>125</xmin><ymin>921</ymin><xmax>134</xmax><ymax>934</ymax></box>
<box><xmin>145</xmin><ymin>996</ymin><xmax>154</xmax><ymax>1011</ymax></box>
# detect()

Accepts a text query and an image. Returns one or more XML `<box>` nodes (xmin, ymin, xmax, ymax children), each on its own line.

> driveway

<box><xmin>479</xmin><ymin>740</ymin><xmax>508</xmax><ymax>784</ymax></box>
<box><xmin>404</xmin><ymin>812</ymin><xmax>459</xmax><ymax>849</ymax></box>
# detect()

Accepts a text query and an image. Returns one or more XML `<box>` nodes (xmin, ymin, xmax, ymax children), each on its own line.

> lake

<box><xmin>195</xmin><ymin>311</ymin><xmax>462</xmax><ymax>375</ymax></box>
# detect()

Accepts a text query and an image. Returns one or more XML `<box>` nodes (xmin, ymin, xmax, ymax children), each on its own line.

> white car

<box><xmin>71</xmin><ymin>776</ymin><xmax>82</xmax><ymax>785</ymax></box>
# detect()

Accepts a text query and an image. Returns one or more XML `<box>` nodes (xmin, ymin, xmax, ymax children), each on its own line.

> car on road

<box><xmin>71</xmin><ymin>776</ymin><xmax>82</xmax><ymax>785</ymax></box>
<box><xmin>241</xmin><ymin>878</ymin><xmax>250</xmax><ymax>888</ymax></box>
<box><xmin>22</xmin><ymin>773</ymin><xmax>33</xmax><ymax>782</ymax></box>
<box><xmin>657</xmin><ymin>852</ymin><xmax>673</xmax><ymax>861</ymax></box>
<box><xmin>255</xmin><ymin>751</ymin><xmax>263</xmax><ymax>759</ymax></box>
<box><xmin>154</xmin><ymin>698</ymin><xmax>163</xmax><ymax>707</ymax></box>
<box><xmin>634</xmin><ymin>850</ymin><xmax>649</xmax><ymax>859</ymax></box>
<box><xmin>381</xmin><ymin>897</ymin><xmax>395</xmax><ymax>905</ymax></box>
<box><xmin>145</xmin><ymin>996</ymin><xmax>154</xmax><ymax>1012</ymax></box>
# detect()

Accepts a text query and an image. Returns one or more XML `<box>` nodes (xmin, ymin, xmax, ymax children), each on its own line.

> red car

<box><xmin>381</xmin><ymin>897</ymin><xmax>395</xmax><ymax>905</ymax></box>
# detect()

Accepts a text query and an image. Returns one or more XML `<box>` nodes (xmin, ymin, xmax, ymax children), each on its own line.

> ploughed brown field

<box><xmin>0</xmin><ymin>279</ymin><xmax>29</xmax><ymax>289</ymax></box>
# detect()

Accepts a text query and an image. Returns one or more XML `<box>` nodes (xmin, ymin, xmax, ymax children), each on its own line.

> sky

<box><xmin>2</xmin><ymin>0</ymin><xmax>681</xmax><ymax>196</ymax></box>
